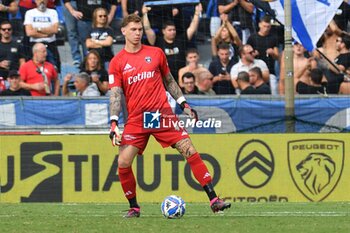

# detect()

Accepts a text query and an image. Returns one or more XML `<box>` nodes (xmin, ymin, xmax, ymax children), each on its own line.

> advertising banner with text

<box><xmin>0</xmin><ymin>134</ymin><xmax>348</xmax><ymax>203</ymax></box>
<box><xmin>1</xmin><ymin>97</ymin><xmax>350</xmax><ymax>133</ymax></box>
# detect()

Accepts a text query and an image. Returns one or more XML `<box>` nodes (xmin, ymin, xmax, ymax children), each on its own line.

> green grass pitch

<box><xmin>0</xmin><ymin>202</ymin><xmax>349</xmax><ymax>233</ymax></box>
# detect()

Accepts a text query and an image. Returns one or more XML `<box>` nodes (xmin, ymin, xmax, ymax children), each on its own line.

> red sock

<box><xmin>186</xmin><ymin>152</ymin><xmax>212</xmax><ymax>186</ymax></box>
<box><xmin>118</xmin><ymin>166</ymin><xmax>136</xmax><ymax>199</ymax></box>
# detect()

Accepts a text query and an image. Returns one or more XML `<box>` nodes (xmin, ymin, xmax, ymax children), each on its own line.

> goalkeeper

<box><xmin>108</xmin><ymin>14</ymin><xmax>231</xmax><ymax>218</ymax></box>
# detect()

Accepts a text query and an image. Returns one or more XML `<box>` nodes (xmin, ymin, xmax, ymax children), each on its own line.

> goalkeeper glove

<box><xmin>180</xmin><ymin>101</ymin><xmax>198</xmax><ymax>122</ymax></box>
<box><xmin>109</xmin><ymin>120</ymin><xmax>122</xmax><ymax>146</ymax></box>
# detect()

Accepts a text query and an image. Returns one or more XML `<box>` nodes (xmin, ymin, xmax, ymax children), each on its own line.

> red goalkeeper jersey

<box><xmin>109</xmin><ymin>45</ymin><xmax>172</xmax><ymax>126</ymax></box>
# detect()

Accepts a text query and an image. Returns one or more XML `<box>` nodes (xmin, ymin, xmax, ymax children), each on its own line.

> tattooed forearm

<box><xmin>175</xmin><ymin>138</ymin><xmax>197</xmax><ymax>158</ymax></box>
<box><xmin>109</xmin><ymin>86</ymin><xmax>123</xmax><ymax>119</ymax></box>
<box><xmin>163</xmin><ymin>73</ymin><xmax>184</xmax><ymax>101</ymax></box>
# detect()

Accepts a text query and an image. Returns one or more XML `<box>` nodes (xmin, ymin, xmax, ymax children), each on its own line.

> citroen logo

<box><xmin>236</xmin><ymin>140</ymin><xmax>274</xmax><ymax>188</ymax></box>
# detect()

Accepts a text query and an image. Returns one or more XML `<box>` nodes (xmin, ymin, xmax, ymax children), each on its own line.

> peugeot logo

<box><xmin>236</xmin><ymin>140</ymin><xmax>274</xmax><ymax>188</ymax></box>
<box><xmin>288</xmin><ymin>139</ymin><xmax>344</xmax><ymax>202</ymax></box>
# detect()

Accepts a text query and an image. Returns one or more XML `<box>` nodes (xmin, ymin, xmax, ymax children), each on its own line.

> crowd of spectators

<box><xmin>0</xmin><ymin>0</ymin><xmax>350</xmax><ymax>97</ymax></box>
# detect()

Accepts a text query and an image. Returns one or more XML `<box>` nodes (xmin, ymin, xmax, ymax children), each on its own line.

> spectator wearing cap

<box><xmin>0</xmin><ymin>70</ymin><xmax>31</xmax><ymax>96</ymax></box>
<box><xmin>19</xmin><ymin>43</ymin><xmax>59</xmax><ymax>96</ymax></box>
<box><xmin>62</xmin><ymin>72</ymin><xmax>100</xmax><ymax>96</ymax></box>
<box><xmin>0</xmin><ymin>21</ymin><xmax>26</xmax><ymax>79</ymax></box>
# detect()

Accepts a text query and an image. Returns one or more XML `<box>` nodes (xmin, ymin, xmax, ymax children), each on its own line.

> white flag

<box><xmin>269</xmin><ymin>0</ymin><xmax>343</xmax><ymax>51</ymax></box>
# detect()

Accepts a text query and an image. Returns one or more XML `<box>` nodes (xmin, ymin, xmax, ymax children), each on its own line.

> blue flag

<box><xmin>269</xmin><ymin>0</ymin><xmax>343</xmax><ymax>51</ymax></box>
<box><xmin>145</xmin><ymin>0</ymin><xmax>200</xmax><ymax>6</ymax></box>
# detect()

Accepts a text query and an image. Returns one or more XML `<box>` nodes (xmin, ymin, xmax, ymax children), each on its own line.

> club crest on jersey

<box><xmin>145</xmin><ymin>56</ymin><xmax>152</xmax><ymax>63</ymax></box>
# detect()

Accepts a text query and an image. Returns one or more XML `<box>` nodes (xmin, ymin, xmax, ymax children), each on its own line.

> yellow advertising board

<box><xmin>0</xmin><ymin>134</ymin><xmax>348</xmax><ymax>203</ymax></box>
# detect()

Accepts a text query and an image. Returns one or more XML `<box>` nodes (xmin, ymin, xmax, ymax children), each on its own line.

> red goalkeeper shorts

<box><xmin>120</xmin><ymin>122</ymin><xmax>190</xmax><ymax>155</ymax></box>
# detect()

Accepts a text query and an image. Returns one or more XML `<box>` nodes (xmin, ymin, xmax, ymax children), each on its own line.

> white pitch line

<box><xmin>130</xmin><ymin>213</ymin><xmax>348</xmax><ymax>217</ymax></box>
<box><xmin>0</xmin><ymin>212</ymin><xmax>348</xmax><ymax>218</ymax></box>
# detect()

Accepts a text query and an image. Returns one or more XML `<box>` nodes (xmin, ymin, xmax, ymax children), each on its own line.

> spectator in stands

<box><xmin>121</xmin><ymin>0</ymin><xmax>143</xmax><ymax>17</ymax></box>
<box><xmin>326</xmin><ymin>33</ymin><xmax>350</xmax><ymax>94</ymax></box>
<box><xmin>334</xmin><ymin>34</ymin><xmax>350</xmax><ymax>71</ymax></box>
<box><xmin>142</xmin><ymin>3</ymin><xmax>202</xmax><ymax>83</ymax></box>
<box><xmin>230</xmin><ymin>44</ymin><xmax>270</xmax><ymax>92</ymax></box>
<box><xmin>0</xmin><ymin>0</ymin><xmax>18</xmax><ymax>24</ymax></box>
<box><xmin>80</xmin><ymin>50</ymin><xmax>109</xmax><ymax>96</ymax></box>
<box><xmin>247</xmin><ymin>16</ymin><xmax>279</xmax><ymax>77</ymax></box>
<box><xmin>86</xmin><ymin>7</ymin><xmax>114</xmax><ymax>68</ymax></box>
<box><xmin>62</xmin><ymin>0</ymin><xmax>82</xmax><ymax>67</ymax></box>
<box><xmin>296</xmin><ymin>68</ymin><xmax>328</xmax><ymax>95</ymax></box>
<box><xmin>333</xmin><ymin>1</ymin><xmax>350</xmax><ymax>32</ymax></box>
<box><xmin>19</xmin><ymin>0</ymin><xmax>57</xmax><ymax>16</ymax></box>
<box><xmin>207</xmin><ymin>0</ymin><xmax>221</xmax><ymax>57</ymax></box>
<box><xmin>237</xmin><ymin>71</ymin><xmax>257</xmax><ymax>94</ymax></box>
<box><xmin>0</xmin><ymin>70</ymin><xmax>31</xmax><ymax>96</ymax></box>
<box><xmin>212</xmin><ymin>16</ymin><xmax>241</xmax><ymax>62</ymax></box>
<box><xmin>218</xmin><ymin>0</ymin><xmax>254</xmax><ymax>44</ymax></box>
<box><xmin>19</xmin><ymin>43</ymin><xmax>59</xmax><ymax>96</ymax></box>
<box><xmin>0</xmin><ymin>21</ymin><xmax>26</xmax><ymax>79</ymax></box>
<box><xmin>64</xmin><ymin>0</ymin><xmax>117</xmax><ymax>56</ymax></box>
<box><xmin>178</xmin><ymin>48</ymin><xmax>208</xmax><ymax>87</ymax></box>
<box><xmin>20</xmin><ymin>0</ymin><xmax>58</xmax><ymax>61</ymax></box>
<box><xmin>339</xmin><ymin>80</ymin><xmax>350</xmax><ymax>94</ymax></box>
<box><xmin>249</xmin><ymin>67</ymin><xmax>271</xmax><ymax>94</ymax></box>
<box><xmin>181</xmin><ymin>72</ymin><xmax>199</xmax><ymax>94</ymax></box>
<box><xmin>339</xmin><ymin>66</ymin><xmax>350</xmax><ymax>94</ymax></box>
<box><xmin>209</xmin><ymin>42</ymin><xmax>236</xmax><ymax>94</ymax></box>
<box><xmin>62</xmin><ymin>72</ymin><xmax>100</xmax><ymax>96</ymax></box>
<box><xmin>280</xmin><ymin>42</ymin><xmax>317</xmax><ymax>95</ymax></box>
<box><xmin>197</xmin><ymin>70</ymin><xmax>216</xmax><ymax>95</ymax></box>
<box><xmin>122</xmin><ymin>0</ymin><xmax>174</xmax><ymax>32</ymax></box>
<box><xmin>24</xmin><ymin>0</ymin><xmax>61</xmax><ymax>72</ymax></box>
<box><xmin>0</xmin><ymin>76</ymin><xmax>6</xmax><ymax>92</ymax></box>
<box><xmin>315</xmin><ymin>21</ymin><xmax>340</xmax><ymax>76</ymax></box>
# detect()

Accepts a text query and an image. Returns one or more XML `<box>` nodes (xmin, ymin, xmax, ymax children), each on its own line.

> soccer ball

<box><xmin>161</xmin><ymin>195</ymin><xmax>186</xmax><ymax>219</ymax></box>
